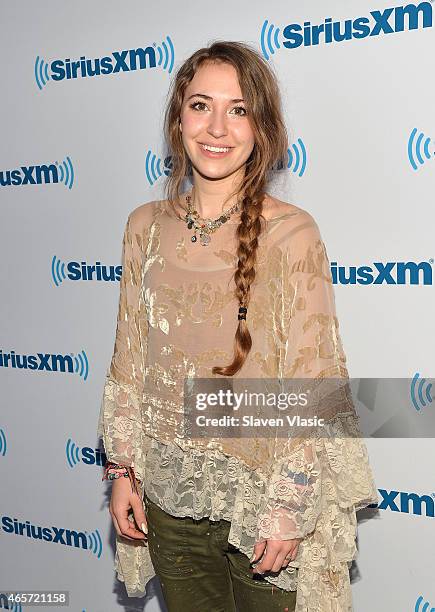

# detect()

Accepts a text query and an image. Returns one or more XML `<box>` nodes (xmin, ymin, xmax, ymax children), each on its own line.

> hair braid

<box><xmin>212</xmin><ymin>190</ymin><xmax>265</xmax><ymax>375</ymax></box>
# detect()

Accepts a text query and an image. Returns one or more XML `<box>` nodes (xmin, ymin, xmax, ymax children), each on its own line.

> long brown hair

<box><xmin>163</xmin><ymin>41</ymin><xmax>288</xmax><ymax>375</ymax></box>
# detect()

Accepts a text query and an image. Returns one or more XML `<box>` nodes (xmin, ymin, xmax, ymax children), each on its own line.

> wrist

<box><xmin>102</xmin><ymin>461</ymin><xmax>142</xmax><ymax>496</ymax></box>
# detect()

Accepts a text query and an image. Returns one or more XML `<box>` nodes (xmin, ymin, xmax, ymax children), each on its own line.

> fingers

<box><xmin>110</xmin><ymin>509</ymin><xmax>135</xmax><ymax>541</ymax></box>
<box><xmin>109</xmin><ymin>493</ymin><xmax>147</xmax><ymax>541</ymax></box>
<box><xmin>110</xmin><ymin>511</ymin><xmax>135</xmax><ymax>541</ymax></box>
<box><xmin>111</xmin><ymin>506</ymin><xmax>147</xmax><ymax>541</ymax></box>
<box><xmin>130</xmin><ymin>494</ymin><xmax>148</xmax><ymax>536</ymax></box>
<box><xmin>252</xmin><ymin>540</ymin><xmax>279</xmax><ymax>574</ymax></box>
<box><xmin>115</xmin><ymin>506</ymin><xmax>147</xmax><ymax>540</ymax></box>
<box><xmin>288</xmin><ymin>540</ymin><xmax>300</xmax><ymax>561</ymax></box>
<box><xmin>250</xmin><ymin>541</ymin><xmax>266</xmax><ymax>564</ymax></box>
<box><xmin>252</xmin><ymin>540</ymin><xmax>300</xmax><ymax>574</ymax></box>
<box><xmin>270</xmin><ymin>549</ymin><xmax>291</xmax><ymax>572</ymax></box>
<box><xmin>281</xmin><ymin>540</ymin><xmax>300</xmax><ymax>567</ymax></box>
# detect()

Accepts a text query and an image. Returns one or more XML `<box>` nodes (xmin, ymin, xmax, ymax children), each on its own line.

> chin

<box><xmin>193</xmin><ymin>163</ymin><xmax>237</xmax><ymax>180</ymax></box>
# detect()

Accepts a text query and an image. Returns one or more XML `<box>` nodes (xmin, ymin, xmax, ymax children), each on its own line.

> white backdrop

<box><xmin>1</xmin><ymin>1</ymin><xmax>434</xmax><ymax>611</ymax></box>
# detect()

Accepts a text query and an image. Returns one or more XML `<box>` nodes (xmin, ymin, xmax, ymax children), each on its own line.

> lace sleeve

<box><xmin>255</xmin><ymin>212</ymin><xmax>377</xmax><ymax>545</ymax></box>
<box><xmin>96</xmin><ymin>210</ymin><xmax>148</xmax><ymax>482</ymax></box>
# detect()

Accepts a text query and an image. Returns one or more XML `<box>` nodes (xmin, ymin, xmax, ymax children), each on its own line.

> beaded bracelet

<box><xmin>102</xmin><ymin>461</ymin><xmax>141</xmax><ymax>497</ymax></box>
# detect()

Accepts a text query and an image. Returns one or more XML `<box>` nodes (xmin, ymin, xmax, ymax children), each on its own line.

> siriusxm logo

<box><xmin>260</xmin><ymin>2</ymin><xmax>433</xmax><ymax>59</ymax></box>
<box><xmin>274</xmin><ymin>139</ymin><xmax>307</xmax><ymax>176</ymax></box>
<box><xmin>66</xmin><ymin>439</ymin><xmax>107</xmax><ymax>468</ymax></box>
<box><xmin>1</xmin><ymin>515</ymin><xmax>102</xmax><ymax>558</ymax></box>
<box><xmin>0</xmin><ymin>428</ymin><xmax>6</xmax><ymax>457</ymax></box>
<box><xmin>331</xmin><ymin>260</ymin><xmax>433</xmax><ymax>285</ymax></box>
<box><xmin>51</xmin><ymin>256</ymin><xmax>122</xmax><ymax>286</ymax></box>
<box><xmin>408</xmin><ymin>127</ymin><xmax>434</xmax><ymax>171</ymax></box>
<box><xmin>145</xmin><ymin>150</ymin><xmax>172</xmax><ymax>186</ymax></box>
<box><xmin>0</xmin><ymin>157</ymin><xmax>74</xmax><ymax>189</ymax></box>
<box><xmin>0</xmin><ymin>349</ymin><xmax>89</xmax><ymax>381</ymax></box>
<box><xmin>370</xmin><ymin>489</ymin><xmax>435</xmax><ymax>517</ymax></box>
<box><xmin>35</xmin><ymin>36</ymin><xmax>174</xmax><ymax>89</ymax></box>
<box><xmin>415</xmin><ymin>595</ymin><xmax>435</xmax><ymax>612</ymax></box>
<box><xmin>411</xmin><ymin>372</ymin><xmax>433</xmax><ymax>411</ymax></box>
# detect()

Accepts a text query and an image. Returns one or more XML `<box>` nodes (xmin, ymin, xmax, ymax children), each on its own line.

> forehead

<box><xmin>185</xmin><ymin>61</ymin><xmax>242</xmax><ymax>97</ymax></box>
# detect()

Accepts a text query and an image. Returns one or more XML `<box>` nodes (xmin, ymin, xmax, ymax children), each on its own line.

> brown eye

<box><xmin>231</xmin><ymin>106</ymin><xmax>247</xmax><ymax>116</ymax></box>
<box><xmin>190</xmin><ymin>102</ymin><xmax>207</xmax><ymax>111</ymax></box>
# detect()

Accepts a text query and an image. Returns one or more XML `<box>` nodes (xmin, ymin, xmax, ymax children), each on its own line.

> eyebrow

<box><xmin>187</xmin><ymin>93</ymin><xmax>245</xmax><ymax>103</ymax></box>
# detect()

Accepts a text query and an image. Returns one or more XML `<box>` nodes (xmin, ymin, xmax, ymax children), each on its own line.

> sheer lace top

<box><xmin>96</xmin><ymin>195</ymin><xmax>378</xmax><ymax>612</ymax></box>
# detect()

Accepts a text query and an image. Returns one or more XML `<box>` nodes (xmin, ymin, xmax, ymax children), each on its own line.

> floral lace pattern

<box><xmin>97</xmin><ymin>197</ymin><xmax>378</xmax><ymax>612</ymax></box>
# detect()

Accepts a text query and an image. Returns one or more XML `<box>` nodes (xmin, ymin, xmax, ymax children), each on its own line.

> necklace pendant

<box><xmin>191</xmin><ymin>234</ymin><xmax>197</xmax><ymax>243</ymax></box>
<box><xmin>200</xmin><ymin>233</ymin><xmax>211</xmax><ymax>246</ymax></box>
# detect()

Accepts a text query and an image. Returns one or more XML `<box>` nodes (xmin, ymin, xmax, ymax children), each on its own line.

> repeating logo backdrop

<box><xmin>1</xmin><ymin>1</ymin><xmax>434</xmax><ymax>610</ymax></box>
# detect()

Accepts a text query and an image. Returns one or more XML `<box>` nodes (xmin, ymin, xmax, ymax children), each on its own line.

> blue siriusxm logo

<box><xmin>66</xmin><ymin>438</ymin><xmax>106</xmax><ymax>468</ymax></box>
<box><xmin>275</xmin><ymin>139</ymin><xmax>307</xmax><ymax>176</ymax></box>
<box><xmin>411</xmin><ymin>373</ymin><xmax>433</xmax><ymax>411</ymax></box>
<box><xmin>0</xmin><ymin>157</ymin><xmax>74</xmax><ymax>189</ymax></box>
<box><xmin>51</xmin><ymin>256</ymin><xmax>122</xmax><ymax>286</ymax></box>
<box><xmin>35</xmin><ymin>36</ymin><xmax>174</xmax><ymax>89</ymax></box>
<box><xmin>415</xmin><ymin>595</ymin><xmax>435</xmax><ymax>612</ymax></box>
<box><xmin>145</xmin><ymin>150</ymin><xmax>172</xmax><ymax>186</ymax></box>
<box><xmin>0</xmin><ymin>428</ymin><xmax>6</xmax><ymax>457</ymax></box>
<box><xmin>0</xmin><ymin>594</ymin><xmax>22</xmax><ymax>611</ymax></box>
<box><xmin>408</xmin><ymin>127</ymin><xmax>434</xmax><ymax>170</ymax></box>
<box><xmin>1</xmin><ymin>515</ymin><xmax>102</xmax><ymax>558</ymax></box>
<box><xmin>145</xmin><ymin>138</ymin><xmax>307</xmax><ymax>185</ymax></box>
<box><xmin>369</xmin><ymin>489</ymin><xmax>435</xmax><ymax>517</ymax></box>
<box><xmin>331</xmin><ymin>259</ymin><xmax>433</xmax><ymax>285</ymax></box>
<box><xmin>0</xmin><ymin>349</ymin><xmax>89</xmax><ymax>381</ymax></box>
<box><xmin>260</xmin><ymin>3</ymin><xmax>433</xmax><ymax>59</ymax></box>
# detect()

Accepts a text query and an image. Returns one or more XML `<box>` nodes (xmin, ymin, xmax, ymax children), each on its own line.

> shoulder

<box><xmin>263</xmin><ymin>193</ymin><xmax>322</xmax><ymax>239</ymax></box>
<box><xmin>263</xmin><ymin>193</ymin><xmax>315</xmax><ymax>223</ymax></box>
<box><xmin>262</xmin><ymin>193</ymin><xmax>300</xmax><ymax>219</ymax></box>
<box><xmin>125</xmin><ymin>199</ymin><xmax>164</xmax><ymax>232</ymax></box>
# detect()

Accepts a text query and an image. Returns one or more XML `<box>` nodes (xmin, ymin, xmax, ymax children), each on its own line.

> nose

<box><xmin>207</xmin><ymin>109</ymin><xmax>228</xmax><ymax>139</ymax></box>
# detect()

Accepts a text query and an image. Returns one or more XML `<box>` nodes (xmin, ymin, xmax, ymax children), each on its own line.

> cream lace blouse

<box><xmin>97</xmin><ymin>195</ymin><xmax>378</xmax><ymax>612</ymax></box>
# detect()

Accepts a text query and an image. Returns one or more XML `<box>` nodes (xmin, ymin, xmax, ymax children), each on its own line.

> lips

<box><xmin>199</xmin><ymin>142</ymin><xmax>233</xmax><ymax>149</ymax></box>
<box><xmin>198</xmin><ymin>142</ymin><xmax>234</xmax><ymax>158</ymax></box>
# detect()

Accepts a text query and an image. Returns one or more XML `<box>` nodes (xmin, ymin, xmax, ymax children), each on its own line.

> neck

<box><xmin>189</xmin><ymin>167</ymin><xmax>245</xmax><ymax>218</ymax></box>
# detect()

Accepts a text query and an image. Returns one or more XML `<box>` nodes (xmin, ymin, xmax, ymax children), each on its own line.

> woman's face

<box><xmin>179</xmin><ymin>61</ymin><xmax>255</xmax><ymax>181</ymax></box>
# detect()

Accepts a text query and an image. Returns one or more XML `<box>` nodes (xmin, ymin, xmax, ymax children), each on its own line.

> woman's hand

<box><xmin>109</xmin><ymin>476</ymin><xmax>148</xmax><ymax>542</ymax></box>
<box><xmin>251</xmin><ymin>537</ymin><xmax>302</xmax><ymax>574</ymax></box>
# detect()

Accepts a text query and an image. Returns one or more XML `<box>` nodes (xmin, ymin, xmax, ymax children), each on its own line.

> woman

<box><xmin>97</xmin><ymin>41</ymin><xmax>377</xmax><ymax>612</ymax></box>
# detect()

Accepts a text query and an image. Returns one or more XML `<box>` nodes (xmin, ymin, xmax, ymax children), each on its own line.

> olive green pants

<box><xmin>144</xmin><ymin>493</ymin><xmax>297</xmax><ymax>612</ymax></box>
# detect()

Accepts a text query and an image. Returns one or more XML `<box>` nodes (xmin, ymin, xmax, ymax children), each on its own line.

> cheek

<box><xmin>181</xmin><ymin>112</ymin><xmax>206</xmax><ymax>135</ymax></box>
<box><xmin>233</xmin><ymin>124</ymin><xmax>255</xmax><ymax>149</ymax></box>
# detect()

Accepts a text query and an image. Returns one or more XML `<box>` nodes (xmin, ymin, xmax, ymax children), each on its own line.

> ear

<box><xmin>179</xmin><ymin>121</ymin><xmax>182</xmax><ymax>132</ymax></box>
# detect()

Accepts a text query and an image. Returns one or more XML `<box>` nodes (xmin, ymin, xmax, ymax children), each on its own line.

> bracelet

<box><xmin>106</xmin><ymin>470</ymin><xmax>130</xmax><ymax>480</ymax></box>
<box><xmin>102</xmin><ymin>461</ymin><xmax>142</xmax><ymax>497</ymax></box>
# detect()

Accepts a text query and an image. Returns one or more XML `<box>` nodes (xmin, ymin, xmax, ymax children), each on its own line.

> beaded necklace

<box><xmin>184</xmin><ymin>192</ymin><xmax>241</xmax><ymax>246</ymax></box>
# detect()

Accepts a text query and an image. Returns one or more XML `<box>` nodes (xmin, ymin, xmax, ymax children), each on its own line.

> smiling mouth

<box><xmin>199</xmin><ymin>143</ymin><xmax>234</xmax><ymax>154</ymax></box>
